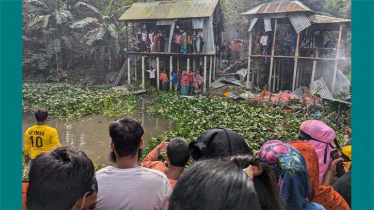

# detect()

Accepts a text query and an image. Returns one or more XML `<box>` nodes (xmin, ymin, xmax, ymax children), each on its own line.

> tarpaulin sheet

<box><xmin>264</xmin><ymin>17</ymin><xmax>272</xmax><ymax>32</ymax></box>
<box><xmin>248</xmin><ymin>18</ymin><xmax>258</xmax><ymax>32</ymax></box>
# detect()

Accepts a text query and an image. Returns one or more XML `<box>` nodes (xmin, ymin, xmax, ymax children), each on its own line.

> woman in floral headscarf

<box><xmin>289</xmin><ymin>141</ymin><xmax>351</xmax><ymax>210</ymax></box>
<box><xmin>259</xmin><ymin>140</ymin><xmax>324</xmax><ymax>210</ymax></box>
<box><xmin>298</xmin><ymin>120</ymin><xmax>337</xmax><ymax>184</ymax></box>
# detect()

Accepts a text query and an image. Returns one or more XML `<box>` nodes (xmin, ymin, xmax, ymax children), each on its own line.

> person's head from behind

<box><xmin>166</xmin><ymin>138</ymin><xmax>190</xmax><ymax>167</ymax></box>
<box><xmin>109</xmin><ymin>116</ymin><xmax>144</xmax><ymax>163</ymax></box>
<box><xmin>35</xmin><ymin>108</ymin><xmax>48</xmax><ymax>124</ymax></box>
<box><xmin>27</xmin><ymin>147</ymin><xmax>95</xmax><ymax>210</ymax></box>
<box><xmin>189</xmin><ymin>128</ymin><xmax>253</xmax><ymax>161</ymax></box>
<box><xmin>231</xmin><ymin>155</ymin><xmax>284</xmax><ymax>210</ymax></box>
<box><xmin>169</xmin><ymin>158</ymin><xmax>262</xmax><ymax>210</ymax></box>
<box><xmin>83</xmin><ymin>178</ymin><xmax>98</xmax><ymax>210</ymax></box>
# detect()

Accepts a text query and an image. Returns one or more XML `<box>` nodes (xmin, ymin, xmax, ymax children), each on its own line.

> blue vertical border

<box><xmin>0</xmin><ymin>0</ymin><xmax>22</xmax><ymax>209</ymax></box>
<box><xmin>352</xmin><ymin>0</ymin><xmax>374</xmax><ymax>209</ymax></box>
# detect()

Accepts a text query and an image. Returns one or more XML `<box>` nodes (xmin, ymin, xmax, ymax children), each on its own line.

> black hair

<box><xmin>87</xmin><ymin>177</ymin><xmax>98</xmax><ymax>197</ymax></box>
<box><xmin>231</xmin><ymin>155</ymin><xmax>285</xmax><ymax>210</ymax></box>
<box><xmin>167</xmin><ymin>138</ymin><xmax>190</xmax><ymax>167</ymax></box>
<box><xmin>27</xmin><ymin>147</ymin><xmax>95</xmax><ymax>210</ymax></box>
<box><xmin>35</xmin><ymin>108</ymin><xmax>48</xmax><ymax>122</ymax></box>
<box><xmin>109</xmin><ymin>117</ymin><xmax>144</xmax><ymax>158</ymax></box>
<box><xmin>169</xmin><ymin>158</ymin><xmax>262</xmax><ymax>210</ymax></box>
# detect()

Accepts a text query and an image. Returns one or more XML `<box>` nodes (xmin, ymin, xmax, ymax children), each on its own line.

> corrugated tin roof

<box><xmin>119</xmin><ymin>0</ymin><xmax>219</xmax><ymax>21</ymax></box>
<box><xmin>288</xmin><ymin>13</ymin><xmax>311</xmax><ymax>33</ymax></box>
<box><xmin>309</xmin><ymin>78</ymin><xmax>333</xmax><ymax>99</ymax></box>
<box><xmin>310</xmin><ymin>15</ymin><xmax>351</xmax><ymax>24</ymax></box>
<box><xmin>242</xmin><ymin>1</ymin><xmax>312</xmax><ymax>15</ymax></box>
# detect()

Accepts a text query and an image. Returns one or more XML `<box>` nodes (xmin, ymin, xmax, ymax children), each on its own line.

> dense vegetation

<box><xmin>144</xmin><ymin>93</ymin><xmax>350</xmax><ymax>158</ymax></box>
<box><xmin>23</xmin><ymin>83</ymin><xmax>139</xmax><ymax>119</ymax></box>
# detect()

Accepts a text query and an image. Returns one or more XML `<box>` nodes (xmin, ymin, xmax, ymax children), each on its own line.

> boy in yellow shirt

<box><xmin>24</xmin><ymin>109</ymin><xmax>62</xmax><ymax>163</ymax></box>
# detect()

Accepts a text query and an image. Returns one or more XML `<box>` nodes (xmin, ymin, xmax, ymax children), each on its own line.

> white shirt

<box><xmin>146</xmin><ymin>69</ymin><xmax>156</xmax><ymax>78</ymax></box>
<box><xmin>96</xmin><ymin>166</ymin><xmax>172</xmax><ymax>210</ymax></box>
<box><xmin>142</xmin><ymin>33</ymin><xmax>147</xmax><ymax>42</ymax></box>
<box><xmin>260</xmin><ymin>35</ymin><xmax>268</xmax><ymax>46</ymax></box>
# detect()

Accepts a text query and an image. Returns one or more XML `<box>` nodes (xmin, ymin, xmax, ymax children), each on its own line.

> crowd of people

<box><xmin>130</xmin><ymin>26</ymin><xmax>205</xmax><ymax>54</ymax></box>
<box><xmin>23</xmin><ymin>109</ymin><xmax>352</xmax><ymax>210</ymax></box>
<box><xmin>253</xmin><ymin>30</ymin><xmax>296</xmax><ymax>56</ymax></box>
<box><xmin>146</xmin><ymin>67</ymin><xmax>204</xmax><ymax>95</ymax></box>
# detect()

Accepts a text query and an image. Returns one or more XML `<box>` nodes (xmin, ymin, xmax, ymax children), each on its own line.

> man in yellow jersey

<box><xmin>24</xmin><ymin>109</ymin><xmax>62</xmax><ymax>163</ymax></box>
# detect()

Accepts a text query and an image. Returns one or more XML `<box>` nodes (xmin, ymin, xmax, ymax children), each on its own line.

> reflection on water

<box><xmin>22</xmin><ymin>101</ymin><xmax>175</xmax><ymax>165</ymax></box>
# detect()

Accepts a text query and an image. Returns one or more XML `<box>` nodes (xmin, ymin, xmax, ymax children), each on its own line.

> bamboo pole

<box><xmin>292</xmin><ymin>33</ymin><xmax>301</xmax><ymax>91</ymax></box>
<box><xmin>170</xmin><ymin>56</ymin><xmax>173</xmax><ymax>91</ymax></box>
<box><xmin>127</xmin><ymin>57</ymin><xmax>131</xmax><ymax>85</ymax></box>
<box><xmin>247</xmin><ymin>31</ymin><xmax>253</xmax><ymax>89</ymax></box>
<box><xmin>187</xmin><ymin>58</ymin><xmax>190</xmax><ymax>73</ymax></box>
<box><xmin>267</xmin><ymin>18</ymin><xmax>278</xmax><ymax>91</ymax></box>
<box><xmin>209</xmin><ymin>56</ymin><xmax>213</xmax><ymax>87</ymax></box>
<box><xmin>134</xmin><ymin>56</ymin><xmax>137</xmax><ymax>81</ymax></box>
<box><xmin>193</xmin><ymin>57</ymin><xmax>196</xmax><ymax>71</ymax></box>
<box><xmin>311</xmin><ymin>51</ymin><xmax>318</xmax><ymax>82</ymax></box>
<box><xmin>273</xmin><ymin>60</ymin><xmax>276</xmax><ymax>92</ymax></box>
<box><xmin>142</xmin><ymin>56</ymin><xmax>145</xmax><ymax>91</ymax></box>
<box><xmin>203</xmin><ymin>56</ymin><xmax>207</xmax><ymax>94</ymax></box>
<box><xmin>277</xmin><ymin>58</ymin><xmax>281</xmax><ymax>91</ymax></box>
<box><xmin>332</xmin><ymin>24</ymin><xmax>343</xmax><ymax>95</ymax></box>
<box><xmin>213</xmin><ymin>55</ymin><xmax>216</xmax><ymax>80</ymax></box>
<box><xmin>156</xmin><ymin>57</ymin><xmax>160</xmax><ymax>90</ymax></box>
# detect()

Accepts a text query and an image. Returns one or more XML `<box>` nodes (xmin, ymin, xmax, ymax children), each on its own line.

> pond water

<box><xmin>22</xmin><ymin>100</ymin><xmax>175</xmax><ymax>165</ymax></box>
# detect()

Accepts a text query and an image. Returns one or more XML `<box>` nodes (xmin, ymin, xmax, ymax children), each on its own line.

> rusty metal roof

<box><xmin>242</xmin><ymin>1</ymin><xmax>312</xmax><ymax>15</ymax></box>
<box><xmin>310</xmin><ymin>14</ymin><xmax>351</xmax><ymax>24</ymax></box>
<box><xmin>119</xmin><ymin>0</ymin><xmax>219</xmax><ymax>21</ymax></box>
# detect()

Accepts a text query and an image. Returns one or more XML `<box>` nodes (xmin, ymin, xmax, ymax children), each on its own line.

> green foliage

<box><xmin>22</xmin><ymin>83</ymin><xmax>139</xmax><ymax>119</ymax></box>
<box><xmin>144</xmin><ymin>93</ymin><xmax>349</xmax><ymax>159</ymax></box>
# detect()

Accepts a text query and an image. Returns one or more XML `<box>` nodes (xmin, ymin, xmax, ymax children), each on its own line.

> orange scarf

<box><xmin>289</xmin><ymin>141</ymin><xmax>350</xmax><ymax>210</ymax></box>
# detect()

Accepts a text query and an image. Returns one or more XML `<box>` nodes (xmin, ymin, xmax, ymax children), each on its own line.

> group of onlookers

<box><xmin>23</xmin><ymin>109</ymin><xmax>352</xmax><ymax>210</ymax></box>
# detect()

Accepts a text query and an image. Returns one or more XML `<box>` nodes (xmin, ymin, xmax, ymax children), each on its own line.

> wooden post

<box><xmin>292</xmin><ymin>33</ymin><xmax>300</xmax><ymax>91</ymax></box>
<box><xmin>134</xmin><ymin>56</ymin><xmax>137</xmax><ymax>81</ymax></box>
<box><xmin>247</xmin><ymin>31</ymin><xmax>253</xmax><ymax>89</ymax></box>
<box><xmin>277</xmin><ymin>58</ymin><xmax>281</xmax><ymax>91</ymax></box>
<box><xmin>193</xmin><ymin>57</ymin><xmax>196</xmax><ymax>71</ymax></box>
<box><xmin>273</xmin><ymin>60</ymin><xmax>276</xmax><ymax>92</ymax></box>
<box><xmin>203</xmin><ymin>56</ymin><xmax>207</xmax><ymax>94</ymax></box>
<box><xmin>177</xmin><ymin>56</ymin><xmax>180</xmax><ymax>71</ymax></box>
<box><xmin>280</xmin><ymin>60</ymin><xmax>284</xmax><ymax>90</ymax></box>
<box><xmin>125</xmin><ymin>21</ymin><xmax>129</xmax><ymax>52</ymax></box>
<box><xmin>332</xmin><ymin>24</ymin><xmax>343</xmax><ymax>95</ymax></box>
<box><xmin>141</xmin><ymin>56</ymin><xmax>145</xmax><ymax>91</ymax></box>
<box><xmin>127</xmin><ymin>57</ymin><xmax>131</xmax><ymax>85</ymax></box>
<box><xmin>187</xmin><ymin>58</ymin><xmax>190</xmax><ymax>73</ymax></box>
<box><xmin>311</xmin><ymin>50</ymin><xmax>318</xmax><ymax>82</ymax></box>
<box><xmin>213</xmin><ymin>56</ymin><xmax>216</xmax><ymax>80</ymax></box>
<box><xmin>170</xmin><ymin>56</ymin><xmax>173</xmax><ymax>90</ymax></box>
<box><xmin>267</xmin><ymin>18</ymin><xmax>278</xmax><ymax>91</ymax></box>
<box><xmin>156</xmin><ymin>57</ymin><xmax>160</xmax><ymax>90</ymax></box>
<box><xmin>209</xmin><ymin>56</ymin><xmax>213</xmax><ymax>87</ymax></box>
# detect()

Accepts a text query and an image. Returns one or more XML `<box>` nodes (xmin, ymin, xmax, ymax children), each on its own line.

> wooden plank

<box><xmin>127</xmin><ymin>57</ymin><xmax>131</xmax><ymax>85</ymax></box>
<box><xmin>209</xmin><ymin>56</ymin><xmax>213</xmax><ymax>87</ymax></box>
<box><xmin>247</xmin><ymin>31</ymin><xmax>253</xmax><ymax>89</ymax></box>
<box><xmin>127</xmin><ymin>51</ymin><xmax>216</xmax><ymax>56</ymax></box>
<box><xmin>156</xmin><ymin>57</ymin><xmax>160</xmax><ymax>90</ymax></box>
<box><xmin>268</xmin><ymin>18</ymin><xmax>278</xmax><ymax>91</ymax></box>
<box><xmin>249</xmin><ymin>55</ymin><xmax>346</xmax><ymax>61</ymax></box>
<box><xmin>142</xmin><ymin>56</ymin><xmax>145</xmax><ymax>91</ymax></box>
<box><xmin>332</xmin><ymin>24</ymin><xmax>343</xmax><ymax>95</ymax></box>
<box><xmin>203</xmin><ymin>56</ymin><xmax>207</xmax><ymax>94</ymax></box>
<box><xmin>114</xmin><ymin>59</ymin><xmax>127</xmax><ymax>87</ymax></box>
<box><xmin>292</xmin><ymin>33</ymin><xmax>300</xmax><ymax>91</ymax></box>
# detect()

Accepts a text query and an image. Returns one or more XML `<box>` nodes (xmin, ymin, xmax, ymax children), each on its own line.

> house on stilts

<box><xmin>242</xmin><ymin>1</ymin><xmax>350</xmax><ymax>98</ymax></box>
<box><xmin>117</xmin><ymin>0</ymin><xmax>224</xmax><ymax>93</ymax></box>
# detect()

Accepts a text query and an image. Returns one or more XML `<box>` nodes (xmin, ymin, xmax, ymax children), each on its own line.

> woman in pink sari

<box><xmin>298</xmin><ymin>120</ymin><xmax>337</xmax><ymax>184</ymax></box>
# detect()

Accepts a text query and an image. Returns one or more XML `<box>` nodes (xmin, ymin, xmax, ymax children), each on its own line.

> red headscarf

<box><xmin>289</xmin><ymin>141</ymin><xmax>350</xmax><ymax>210</ymax></box>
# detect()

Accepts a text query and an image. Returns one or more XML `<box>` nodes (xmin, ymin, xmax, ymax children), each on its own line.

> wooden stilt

<box><xmin>332</xmin><ymin>24</ymin><xmax>343</xmax><ymax>95</ymax></box>
<box><xmin>280</xmin><ymin>60</ymin><xmax>284</xmax><ymax>90</ymax></box>
<box><xmin>247</xmin><ymin>31</ymin><xmax>253</xmax><ymax>89</ymax></box>
<box><xmin>213</xmin><ymin>56</ymin><xmax>216</xmax><ymax>80</ymax></box>
<box><xmin>273</xmin><ymin>59</ymin><xmax>276</xmax><ymax>92</ymax></box>
<box><xmin>156</xmin><ymin>57</ymin><xmax>160</xmax><ymax>90</ymax></box>
<box><xmin>203</xmin><ymin>56</ymin><xmax>207</xmax><ymax>94</ymax></box>
<box><xmin>193</xmin><ymin>57</ymin><xmax>196</xmax><ymax>71</ymax></box>
<box><xmin>134</xmin><ymin>56</ymin><xmax>137</xmax><ymax>81</ymax></box>
<box><xmin>292</xmin><ymin>33</ymin><xmax>300</xmax><ymax>91</ymax></box>
<box><xmin>187</xmin><ymin>58</ymin><xmax>190</xmax><ymax>73</ymax></box>
<box><xmin>177</xmin><ymin>56</ymin><xmax>180</xmax><ymax>71</ymax></box>
<box><xmin>141</xmin><ymin>56</ymin><xmax>145</xmax><ymax>91</ymax></box>
<box><xmin>277</xmin><ymin>58</ymin><xmax>281</xmax><ymax>91</ymax></box>
<box><xmin>267</xmin><ymin>18</ymin><xmax>278</xmax><ymax>91</ymax></box>
<box><xmin>127</xmin><ymin>57</ymin><xmax>131</xmax><ymax>85</ymax></box>
<box><xmin>170</xmin><ymin>56</ymin><xmax>173</xmax><ymax>90</ymax></box>
<box><xmin>209</xmin><ymin>56</ymin><xmax>213</xmax><ymax>87</ymax></box>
